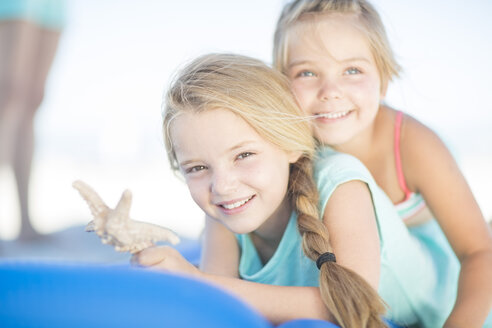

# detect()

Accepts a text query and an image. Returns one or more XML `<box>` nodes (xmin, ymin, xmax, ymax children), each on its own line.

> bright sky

<box><xmin>1</xmin><ymin>0</ymin><xmax>491</xmax><ymax>239</ymax></box>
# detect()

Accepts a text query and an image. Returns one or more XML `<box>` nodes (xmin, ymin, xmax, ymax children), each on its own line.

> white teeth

<box><xmin>317</xmin><ymin>110</ymin><xmax>350</xmax><ymax>119</ymax></box>
<box><xmin>221</xmin><ymin>196</ymin><xmax>253</xmax><ymax>209</ymax></box>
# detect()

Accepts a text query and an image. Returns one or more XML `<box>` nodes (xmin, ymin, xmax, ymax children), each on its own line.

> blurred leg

<box><xmin>0</xmin><ymin>20</ymin><xmax>29</xmax><ymax>165</ymax></box>
<box><xmin>0</xmin><ymin>20</ymin><xmax>61</xmax><ymax>240</ymax></box>
<box><xmin>15</xmin><ymin>24</ymin><xmax>61</xmax><ymax>241</ymax></box>
<box><xmin>0</xmin><ymin>20</ymin><xmax>35</xmax><ymax>239</ymax></box>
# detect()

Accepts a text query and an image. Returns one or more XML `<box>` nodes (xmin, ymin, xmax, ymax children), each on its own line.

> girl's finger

<box><xmin>133</xmin><ymin>246</ymin><xmax>169</xmax><ymax>267</ymax></box>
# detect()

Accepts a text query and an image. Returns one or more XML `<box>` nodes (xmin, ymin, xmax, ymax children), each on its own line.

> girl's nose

<box><xmin>318</xmin><ymin>77</ymin><xmax>342</xmax><ymax>101</ymax></box>
<box><xmin>210</xmin><ymin>169</ymin><xmax>238</xmax><ymax>195</ymax></box>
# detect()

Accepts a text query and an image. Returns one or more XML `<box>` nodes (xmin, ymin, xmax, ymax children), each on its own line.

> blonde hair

<box><xmin>163</xmin><ymin>53</ymin><xmax>386</xmax><ymax>327</ymax></box>
<box><xmin>273</xmin><ymin>0</ymin><xmax>401</xmax><ymax>93</ymax></box>
<box><xmin>163</xmin><ymin>53</ymin><xmax>314</xmax><ymax>171</ymax></box>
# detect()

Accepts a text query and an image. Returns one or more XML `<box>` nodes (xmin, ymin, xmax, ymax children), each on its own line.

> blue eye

<box><xmin>237</xmin><ymin>152</ymin><xmax>254</xmax><ymax>160</ymax></box>
<box><xmin>297</xmin><ymin>70</ymin><xmax>316</xmax><ymax>78</ymax></box>
<box><xmin>186</xmin><ymin>165</ymin><xmax>207</xmax><ymax>174</ymax></box>
<box><xmin>345</xmin><ymin>67</ymin><xmax>361</xmax><ymax>75</ymax></box>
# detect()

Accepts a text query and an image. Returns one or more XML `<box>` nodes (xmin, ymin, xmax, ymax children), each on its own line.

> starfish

<box><xmin>72</xmin><ymin>180</ymin><xmax>180</xmax><ymax>254</ymax></box>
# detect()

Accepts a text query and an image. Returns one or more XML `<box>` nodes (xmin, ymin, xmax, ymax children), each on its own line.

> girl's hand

<box><xmin>132</xmin><ymin>246</ymin><xmax>202</xmax><ymax>278</ymax></box>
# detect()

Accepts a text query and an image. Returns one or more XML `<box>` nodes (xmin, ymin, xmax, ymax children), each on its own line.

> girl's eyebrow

<box><xmin>179</xmin><ymin>159</ymin><xmax>200</xmax><ymax>167</ymax></box>
<box><xmin>228</xmin><ymin>140</ymin><xmax>257</xmax><ymax>152</ymax></box>
<box><xmin>288</xmin><ymin>59</ymin><xmax>310</xmax><ymax>68</ymax></box>
<box><xmin>340</xmin><ymin>56</ymin><xmax>371</xmax><ymax>64</ymax></box>
<box><xmin>288</xmin><ymin>56</ymin><xmax>370</xmax><ymax>68</ymax></box>
<box><xmin>178</xmin><ymin>140</ymin><xmax>258</xmax><ymax>167</ymax></box>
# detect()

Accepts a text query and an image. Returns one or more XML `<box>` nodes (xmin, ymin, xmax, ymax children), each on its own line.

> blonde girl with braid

<box><xmin>132</xmin><ymin>53</ymin><xmax>433</xmax><ymax>327</ymax></box>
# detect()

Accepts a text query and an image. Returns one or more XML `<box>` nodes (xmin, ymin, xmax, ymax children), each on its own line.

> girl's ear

<box><xmin>288</xmin><ymin>151</ymin><xmax>303</xmax><ymax>164</ymax></box>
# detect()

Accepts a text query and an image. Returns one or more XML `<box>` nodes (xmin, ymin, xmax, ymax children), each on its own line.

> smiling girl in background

<box><xmin>273</xmin><ymin>0</ymin><xmax>492</xmax><ymax>326</ymax></box>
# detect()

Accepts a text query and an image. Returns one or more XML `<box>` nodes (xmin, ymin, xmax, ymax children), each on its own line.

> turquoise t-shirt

<box><xmin>0</xmin><ymin>0</ymin><xmax>66</xmax><ymax>29</ymax></box>
<box><xmin>237</xmin><ymin>147</ymin><xmax>461</xmax><ymax>327</ymax></box>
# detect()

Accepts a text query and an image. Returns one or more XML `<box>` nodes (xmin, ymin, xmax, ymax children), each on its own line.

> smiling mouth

<box><xmin>220</xmin><ymin>195</ymin><xmax>255</xmax><ymax>210</ymax></box>
<box><xmin>316</xmin><ymin>110</ymin><xmax>351</xmax><ymax>119</ymax></box>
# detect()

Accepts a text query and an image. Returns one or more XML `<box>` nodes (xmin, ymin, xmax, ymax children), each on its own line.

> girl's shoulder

<box><xmin>399</xmin><ymin>112</ymin><xmax>439</xmax><ymax>142</ymax></box>
<box><xmin>378</xmin><ymin>106</ymin><xmax>447</xmax><ymax>164</ymax></box>
<box><xmin>314</xmin><ymin>147</ymin><xmax>375</xmax><ymax>187</ymax></box>
<box><xmin>315</xmin><ymin>146</ymin><xmax>368</xmax><ymax>170</ymax></box>
<box><xmin>398</xmin><ymin>112</ymin><xmax>453</xmax><ymax>191</ymax></box>
<box><xmin>379</xmin><ymin>105</ymin><xmax>436</xmax><ymax>137</ymax></box>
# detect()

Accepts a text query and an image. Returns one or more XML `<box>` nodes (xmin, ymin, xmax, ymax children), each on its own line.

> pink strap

<box><xmin>394</xmin><ymin>111</ymin><xmax>412</xmax><ymax>201</ymax></box>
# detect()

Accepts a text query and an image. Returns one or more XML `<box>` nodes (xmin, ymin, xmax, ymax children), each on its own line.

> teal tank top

<box><xmin>236</xmin><ymin>147</ymin><xmax>461</xmax><ymax>327</ymax></box>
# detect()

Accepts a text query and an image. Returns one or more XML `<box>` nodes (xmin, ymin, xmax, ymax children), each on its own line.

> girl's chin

<box><xmin>313</xmin><ymin>128</ymin><xmax>352</xmax><ymax>145</ymax></box>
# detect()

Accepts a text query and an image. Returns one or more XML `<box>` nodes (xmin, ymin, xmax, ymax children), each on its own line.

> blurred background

<box><xmin>0</xmin><ymin>0</ymin><xmax>491</xmax><ymax>258</ymax></box>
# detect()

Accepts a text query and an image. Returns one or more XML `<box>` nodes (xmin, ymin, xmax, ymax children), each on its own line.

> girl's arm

<box><xmin>139</xmin><ymin>245</ymin><xmax>330</xmax><ymax>324</ymax></box>
<box><xmin>134</xmin><ymin>180</ymin><xmax>381</xmax><ymax>324</ymax></box>
<box><xmin>402</xmin><ymin>116</ymin><xmax>492</xmax><ymax>327</ymax></box>
<box><xmin>320</xmin><ymin>180</ymin><xmax>381</xmax><ymax>290</ymax></box>
<box><xmin>199</xmin><ymin>215</ymin><xmax>240</xmax><ymax>277</ymax></box>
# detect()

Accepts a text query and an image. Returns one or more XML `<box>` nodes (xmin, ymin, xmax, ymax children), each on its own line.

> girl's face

<box><xmin>286</xmin><ymin>15</ymin><xmax>383</xmax><ymax>147</ymax></box>
<box><xmin>170</xmin><ymin>108</ymin><xmax>299</xmax><ymax>235</ymax></box>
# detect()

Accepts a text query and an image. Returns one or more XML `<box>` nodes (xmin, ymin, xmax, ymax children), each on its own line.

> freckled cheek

<box><xmin>348</xmin><ymin>80</ymin><xmax>381</xmax><ymax>106</ymax></box>
<box><xmin>239</xmin><ymin>162</ymin><xmax>277</xmax><ymax>193</ymax></box>
<box><xmin>241</xmin><ymin>165</ymin><xmax>266</xmax><ymax>187</ymax></box>
<box><xmin>290</xmin><ymin>84</ymin><xmax>313</xmax><ymax>113</ymax></box>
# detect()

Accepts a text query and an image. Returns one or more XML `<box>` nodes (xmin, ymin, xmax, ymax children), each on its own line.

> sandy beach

<box><xmin>0</xmin><ymin>225</ymin><xmax>131</xmax><ymax>263</ymax></box>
